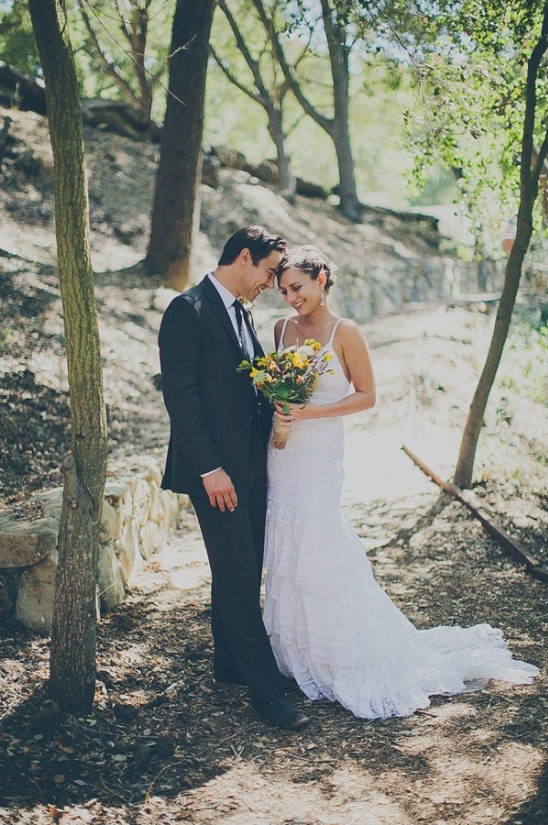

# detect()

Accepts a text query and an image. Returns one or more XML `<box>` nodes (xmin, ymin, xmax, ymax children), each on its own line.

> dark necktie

<box><xmin>232</xmin><ymin>299</ymin><xmax>254</xmax><ymax>361</ymax></box>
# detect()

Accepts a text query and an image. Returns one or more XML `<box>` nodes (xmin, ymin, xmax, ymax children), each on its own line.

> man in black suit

<box><xmin>159</xmin><ymin>226</ymin><xmax>309</xmax><ymax>730</ymax></box>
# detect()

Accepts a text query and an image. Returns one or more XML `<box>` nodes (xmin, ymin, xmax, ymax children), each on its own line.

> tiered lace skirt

<box><xmin>264</xmin><ymin>415</ymin><xmax>538</xmax><ymax>719</ymax></box>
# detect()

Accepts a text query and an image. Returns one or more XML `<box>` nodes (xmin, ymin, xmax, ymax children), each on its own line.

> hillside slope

<box><xmin>0</xmin><ymin>105</ymin><xmax>546</xmax><ymax>574</ymax></box>
<box><xmin>0</xmin><ymin>105</ymin><xmax>448</xmax><ymax>504</ymax></box>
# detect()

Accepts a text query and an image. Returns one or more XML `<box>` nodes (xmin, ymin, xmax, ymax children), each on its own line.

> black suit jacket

<box><xmin>159</xmin><ymin>276</ymin><xmax>273</xmax><ymax>496</ymax></box>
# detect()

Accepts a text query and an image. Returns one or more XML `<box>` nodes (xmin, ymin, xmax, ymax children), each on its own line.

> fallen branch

<box><xmin>401</xmin><ymin>443</ymin><xmax>548</xmax><ymax>583</ymax></box>
<box><xmin>0</xmin><ymin>60</ymin><xmax>47</xmax><ymax>113</ymax></box>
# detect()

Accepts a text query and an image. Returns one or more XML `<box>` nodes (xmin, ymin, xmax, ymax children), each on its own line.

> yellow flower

<box><xmin>237</xmin><ymin>337</ymin><xmax>333</xmax><ymax>409</ymax></box>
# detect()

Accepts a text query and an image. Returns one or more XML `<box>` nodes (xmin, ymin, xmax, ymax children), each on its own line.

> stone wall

<box><xmin>0</xmin><ymin>458</ymin><xmax>184</xmax><ymax>632</ymax></box>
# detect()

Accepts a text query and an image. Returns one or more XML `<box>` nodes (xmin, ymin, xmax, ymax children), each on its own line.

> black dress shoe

<box><xmin>256</xmin><ymin>699</ymin><xmax>309</xmax><ymax>730</ymax></box>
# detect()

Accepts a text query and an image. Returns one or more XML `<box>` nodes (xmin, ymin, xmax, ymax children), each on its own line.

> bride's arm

<box><xmin>275</xmin><ymin>319</ymin><xmax>376</xmax><ymax>422</ymax></box>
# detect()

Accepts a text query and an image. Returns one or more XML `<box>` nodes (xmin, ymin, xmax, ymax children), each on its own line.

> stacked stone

<box><xmin>0</xmin><ymin>458</ymin><xmax>183</xmax><ymax>631</ymax></box>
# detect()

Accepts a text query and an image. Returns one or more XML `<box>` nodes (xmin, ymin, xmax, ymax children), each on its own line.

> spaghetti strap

<box><xmin>328</xmin><ymin>318</ymin><xmax>343</xmax><ymax>346</ymax></box>
<box><xmin>278</xmin><ymin>317</ymin><xmax>291</xmax><ymax>351</ymax></box>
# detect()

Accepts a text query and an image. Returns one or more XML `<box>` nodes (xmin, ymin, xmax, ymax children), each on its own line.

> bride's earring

<box><xmin>319</xmin><ymin>288</ymin><xmax>326</xmax><ymax>308</ymax></box>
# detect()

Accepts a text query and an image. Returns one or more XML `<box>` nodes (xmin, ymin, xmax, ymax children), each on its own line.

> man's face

<box><xmin>241</xmin><ymin>250</ymin><xmax>284</xmax><ymax>302</ymax></box>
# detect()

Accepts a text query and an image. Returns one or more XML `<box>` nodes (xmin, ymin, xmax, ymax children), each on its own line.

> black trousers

<box><xmin>190</xmin><ymin>444</ymin><xmax>284</xmax><ymax>706</ymax></box>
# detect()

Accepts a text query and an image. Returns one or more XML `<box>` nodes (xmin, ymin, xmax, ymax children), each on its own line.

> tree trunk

<box><xmin>332</xmin><ymin>104</ymin><xmax>361</xmax><ymax>221</ymax></box>
<box><xmin>266</xmin><ymin>106</ymin><xmax>296</xmax><ymax>199</ymax></box>
<box><xmin>28</xmin><ymin>0</ymin><xmax>108</xmax><ymax>712</ymax></box>
<box><xmin>254</xmin><ymin>0</ymin><xmax>361</xmax><ymax>222</ymax></box>
<box><xmin>128</xmin><ymin>5</ymin><xmax>153</xmax><ymax>123</ymax></box>
<box><xmin>320</xmin><ymin>0</ymin><xmax>361</xmax><ymax>221</ymax></box>
<box><xmin>453</xmin><ymin>5</ymin><xmax>548</xmax><ymax>488</ymax></box>
<box><xmin>214</xmin><ymin>0</ymin><xmax>295</xmax><ymax>200</ymax></box>
<box><xmin>144</xmin><ymin>0</ymin><xmax>216</xmax><ymax>290</ymax></box>
<box><xmin>453</xmin><ymin>225</ymin><xmax>532</xmax><ymax>488</ymax></box>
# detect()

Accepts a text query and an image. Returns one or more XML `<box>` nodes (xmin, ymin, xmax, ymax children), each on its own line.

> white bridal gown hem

<box><xmin>263</xmin><ymin>319</ymin><xmax>539</xmax><ymax>720</ymax></box>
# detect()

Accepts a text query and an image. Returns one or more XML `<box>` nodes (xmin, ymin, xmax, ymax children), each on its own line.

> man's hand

<box><xmin>202</xmin><ymin>468</ymin><xmax>238</xmax><ymax>512</ymax></box>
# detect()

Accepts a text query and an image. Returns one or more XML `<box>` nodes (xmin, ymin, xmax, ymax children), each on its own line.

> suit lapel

<box><xmin>201</xmin><ymin>275</ymin><xmax>242</xmax><ymax>354</ymax></box>
<box><xmin>201</xmin><ymin>275</ymin><xmax>265</xmax><ymax>360</ymax></box>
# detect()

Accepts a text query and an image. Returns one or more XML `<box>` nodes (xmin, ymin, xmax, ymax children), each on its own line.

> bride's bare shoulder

<box><xmin>336</xmin><ymin>317</ymin><xmax>362</xmax><ymax>336</ymax></box>
<box><xmin>335</xmin><ymin>318</ymin><xmax>370</xmax><ymax>348</ymax></box>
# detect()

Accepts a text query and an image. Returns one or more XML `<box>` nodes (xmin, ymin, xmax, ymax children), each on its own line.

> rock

<box><xmin>104</xmin><ymin>480</ymin><xmax>130</xmax><ymax>502</ymax></box>
<box><xmin>97</xmin><ymin>543</ymin><xmax>126</xmax><ymax>611</ymax></box>
<box><xmin>15</xmin><ymin>550</ymin><xmax>58</xmax><ymax>631</ymax></box>
<box><xmin>0</xmin><ymin>577</ymin><xmax>13</xmax><ymax>619</ymax></box>
<box><xmin>0</xmin><ymin>516</ymin><xmax>58</xmax><ymax>568</ymax></box>
<box><xmin>202</xmin><ymin>151</ymin><xmax>221</xmax><ymax>188</ymax></box>
<box><xmin>3</xmin><ymin>458</ymin><xmax>184</xmax><ymax>629</ymax></box>
<box><xmin>31</xmin><ymin>488</ymin><xmax>63</xmax><ymax>520</ymax></box>
<box><xmin>117</xmin><ymin>520</ymin><xmax>139</xmax><ymax>582</ymax></box>
<box><xmin>296</xmin><ymin>177</ymin><xmax>328</xmax><ymax>199</ymax></box>
<box><xmin>138</xmin><ymin>521</ymin><xmax>161</xmax><ymax>560</ymax></box>
<box><xmin>100</xmin><ymin>499</ymin><xmax>122</xmax><ymax>542</ymax></box>
<box><xmin>148</xmin><ymin>487</ymin><xmax>164</xmax><ymax>524</ymax></box>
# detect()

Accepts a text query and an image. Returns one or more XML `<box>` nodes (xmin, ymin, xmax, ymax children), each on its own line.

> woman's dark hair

<box><xmin>277</xmin><ymin>244</ymin><xmax>336</xmax><ymax>292</ymax></box>
<box><xmin>218</xmin><ymin>225</ymin><xmax>287</xmax><ymax>266</ymax></box>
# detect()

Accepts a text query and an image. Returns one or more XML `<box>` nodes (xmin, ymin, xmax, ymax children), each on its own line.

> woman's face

<box><xmin>278</xmin><ymin>267</ymin><xmax>324</xmax><ymax>315</ymax></box>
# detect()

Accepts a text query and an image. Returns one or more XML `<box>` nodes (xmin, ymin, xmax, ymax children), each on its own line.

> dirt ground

<box><xmin>0</xmin><ymin>107</ymin><xmax>547</xmax><ymax>824</ymax></box>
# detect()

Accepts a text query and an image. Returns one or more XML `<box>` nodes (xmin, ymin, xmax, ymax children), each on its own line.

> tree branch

<box><xmin>77</xmin><ymin>0</ymin><xmax>139</xmax><ymax>109</ymax></box>
<box><xmin>520</xmin><ymin>3</ymin><xmax>548</xmax><ymax>199</ymax></box>
<box><xmin>251</xmin><ymin>0</ymin><xmax>334</xmax><ymax>136</ymax></box>
<box><xmin>218</xmin><ymin>0</ymin><xmax>271</xmax><ymax>104</ymax></box>
<box><xmin>209</xmin><ymin>44</ymin><xmax>263</xmax><ymax>105</ymax></box>
<box><xmin>532</xmin><ymin>130</ymin><xmax>548</xmax><ymax>191</ymax></box>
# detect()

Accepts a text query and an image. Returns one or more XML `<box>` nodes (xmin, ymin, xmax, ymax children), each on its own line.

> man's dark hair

<box><xmin>218</xmin><ymin>225</ymin><xmax>287</xmax><ymax>266</ymax></box>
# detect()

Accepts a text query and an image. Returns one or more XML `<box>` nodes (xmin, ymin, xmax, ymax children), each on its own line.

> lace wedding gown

<box><xmin>263</xmin><ymin>319</ymin><xmax>539</xmax><ymax>719</ymax></box>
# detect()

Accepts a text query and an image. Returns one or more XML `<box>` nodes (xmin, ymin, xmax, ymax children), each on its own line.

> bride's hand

<box><xmin>274</xmin><ymin>401</ymin><xmax>316</xmax><ymax>423</ymax></box>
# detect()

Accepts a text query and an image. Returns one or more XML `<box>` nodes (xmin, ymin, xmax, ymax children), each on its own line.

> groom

<box><xmin>159</xmin><ymin>226</ymin><xmax>309</xmax><ymax>730</ymax></box>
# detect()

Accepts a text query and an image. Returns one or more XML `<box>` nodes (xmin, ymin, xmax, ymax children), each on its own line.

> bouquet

<box><xmin>237</xmin><ymin>339</ymin><xmax>334</xmax><ymax>449</ymax></box>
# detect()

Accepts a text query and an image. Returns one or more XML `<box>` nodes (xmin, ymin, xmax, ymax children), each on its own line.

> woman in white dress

<box><xmin>263</xmin><ymin>244</ymin><xmax>539</xmax><ymax>720</ymax></box>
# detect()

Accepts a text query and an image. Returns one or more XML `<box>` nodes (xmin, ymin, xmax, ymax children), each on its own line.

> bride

<box><xmin>263</xmin><ymin>244</ymin><xmax>539</xmax><ymax>719</ymax></box>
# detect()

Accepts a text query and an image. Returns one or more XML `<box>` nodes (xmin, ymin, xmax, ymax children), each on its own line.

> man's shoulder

<box><xmin>179</xmin><ymin>282</ymin><xmax>204</xmax><ymax>312</ymax></box>
<box><xmin>168</xmin><ymin>278</ymin><xmax>212</xmax><ymax>316</ymax></box>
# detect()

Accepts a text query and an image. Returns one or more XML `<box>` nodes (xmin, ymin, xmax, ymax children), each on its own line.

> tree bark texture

<box><xmin>145</xmin><ymin>0</ymin><xmax>216</xmax><ymax>290</ymax></box>
<box><xmin>28</xmin><ymin>0</ymin><xmax>108</xmax><ymax>712</ymax></box>
<box><xmin>453</xmin><ymin>4</ymin><xmax>548</xmax><ymax>488</ymax></box>
<box><xmin>266</xmin><ymin>105</ymin><xmax>296</xmax><ymax>198</ymax></box>
<box><xmin>320</xmin><ymin>0</ymin><xmax>361</xmax><ymax>221</ymax></box>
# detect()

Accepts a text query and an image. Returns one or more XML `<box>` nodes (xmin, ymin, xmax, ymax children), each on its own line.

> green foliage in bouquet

<box><xmin>237</xmin><ymin>338</ymin><xmax>334</xmax><ymax>413</ymax></box>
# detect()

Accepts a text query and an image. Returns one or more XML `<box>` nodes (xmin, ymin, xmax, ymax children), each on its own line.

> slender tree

<box><xmin>211</xmin><ymin>0</ymin><xmax>298</xmax><ymax>197</ymax></box>
<box><xmin>28</xmin><ymin>0</ymin><xmax>108</xmax><ymax>711</ymax></box>
<box><xmin>454</xmin><ymin>3</ymin><xmax>548</xmax><ymax>486</ymax></box>
<box><xmin>145</xmin><ymin>0</ymin><xmax>216</xmax><ymax>289</ymax></box>
<box><xmin>253</xmin><ymin>0</ymin><xmax>362</xmax><ymax>221</ymax></box>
